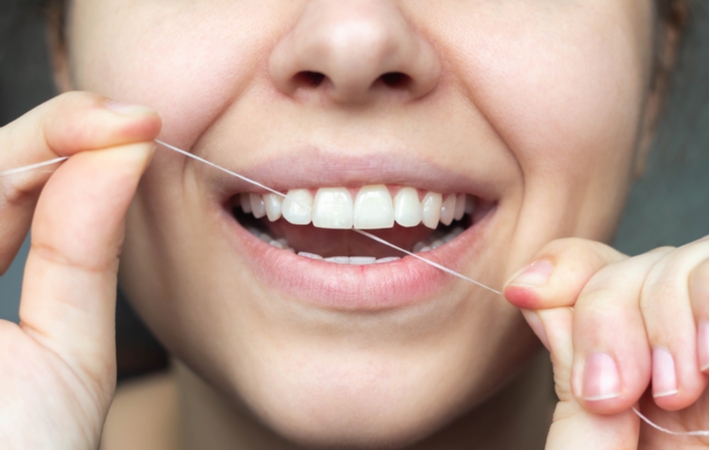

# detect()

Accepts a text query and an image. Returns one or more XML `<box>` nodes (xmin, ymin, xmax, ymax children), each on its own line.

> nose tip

<box><xmin>269</xmin><ymin>0</ymin><xmax>441</xmax><ymax>104</ymax></box>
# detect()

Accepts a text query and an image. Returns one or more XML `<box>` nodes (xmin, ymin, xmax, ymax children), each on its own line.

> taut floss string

<box><xmin>1</xmin><ymin>140</ymin><xmax>707</xmax><ymax>439</ymax></box>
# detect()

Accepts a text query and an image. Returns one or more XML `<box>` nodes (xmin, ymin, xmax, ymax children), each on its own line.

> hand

<box><xmin>0</xmin><ymin>92</ymin><xmax>160</xmax><ymax>449</ymax></box>
<box><xmin>504</xmin><ymin>237</ymin><xmax>709</xmax><ymax>450</ymax></box>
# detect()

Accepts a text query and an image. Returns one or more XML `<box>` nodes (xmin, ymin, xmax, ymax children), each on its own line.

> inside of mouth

<box><xmin>231</xmin><ymin>205</ymin><xmax>476</xmax><ymax>260</ymax></box>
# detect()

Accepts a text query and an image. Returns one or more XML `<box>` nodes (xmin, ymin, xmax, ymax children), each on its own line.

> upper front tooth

<box><xmin>264</xmin><ymin>193</ymin><xmax>283</xmax><ymax>222</ymax></box>
<box><xmin>353</xmin><ymin>185</ymin><xmax>395</xmax><ymax>229</ymax></box>
<box><xmin>440</xmin><ymin>194</ymin><xmax>456</xmax><ymax>226</ymax></box>
<box><xmin>454</xmin><ymin>193</ymin><xmax>466</xmax><ymax>221</ymax></box>
<box><xmin>282</xmin><ymin>189</ymin><xmax>313</xmax><ymax>225</ymax></box>
<box><xmin>250</xmin><ymin>193</ymin><xmax>266</xmax><ymax>219</ymax></box>
<box><xmin>393</xmin><ymin>187</ymin><xmax>422</xmax><ymax>227</ymax></box>
<box><xmin>313</xmin><ymin>188</ymin><xmax>354</xmax><ymax>229</ymax></box>
<box><xmin>240</xmin><ymin>193</ymin><xmax>252</xmax><ymax>213</ymax></box>
<box><xmin>421</xmin><ymin>192</ymin><xmax>442</xmax><ymax>229</ymax></box>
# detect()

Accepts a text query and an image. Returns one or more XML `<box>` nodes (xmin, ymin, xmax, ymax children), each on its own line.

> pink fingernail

<box><xmin>699</xmin><ymin>320</ymin><xmax>708</xmax><ymax>372</ymax></box>
<box><xmin>582</xmin><ymin>352</ymin><xmax>621</xmax><ymax>401</ymax></box>
<box><xmin>105</xmin><ymin>100</ymin><xmax>155</xmax><ymax>116</ymax></box>
<box><xmin>652</xmin><ymin>347</ymin><xmax>678</xmax><ymax>398</ymax></box>
<box><xmin>508</xmin><ymin>260</ymin><xmax>553</xmax><ymax>287</ymax></box>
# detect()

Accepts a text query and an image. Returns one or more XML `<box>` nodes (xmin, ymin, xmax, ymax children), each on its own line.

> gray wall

<box><xmin>1</xmin><ymin>4</ymin><xmax>708</xmax><ymax>322</ymax></box>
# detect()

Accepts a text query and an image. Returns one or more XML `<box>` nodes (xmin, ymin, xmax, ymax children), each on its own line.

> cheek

<box><xmin>68</xmin><ymin>1</ymin><xmax>284</xmax><ymax>145</ymax></box>
<box><xmin>428</xmin><ymin>1</ymin><xmax>652</xmax><ymax>181</ymax></box>
<box><xmin>421</xmin><ymin>1</ymin><xmax>652</xmax><ymax>245</ymax></box>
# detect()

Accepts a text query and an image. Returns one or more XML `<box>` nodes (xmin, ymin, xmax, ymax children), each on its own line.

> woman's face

<box><xmin>64</xmin><ymin>0</ymin><xmax>655</xmax><ymax>446</ymax></box>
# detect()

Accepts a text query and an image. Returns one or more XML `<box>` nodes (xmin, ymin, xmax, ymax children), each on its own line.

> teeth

<box><xmin>375</xmin><ymin>256</ymin><xmax>400</xmax><ymax>264</ymax></box>
<box><xmin>257</xmin><ymin>225</ymin><xmax>464</xmax><ymax>262</ymax></box>
<box><xmin>439</xmin><ymin>194</ymin><xmax>456</xmax><ymax>226</ymax></box>
<box><xmin>349</xmin><ymin>256</ymin><xmax>377</xmax><ymax>265</ymax></box>
<box><xmin>353</xmin><ymin>185</ymin><xmax>395</xmax><ymax>229</ymax></box>
<box><xmin>264</xmin><ymin>194</ymin><xmax>283</xmax><ymax>222</ymax></box>
<box><xmin>298</xmin><ymin>251</ymin><xmax>323</xmax><ymax>260</ymax></box>
<box><xmin>421</xmin><ymin>192</ymin><xmax>442</xmax><ymax>229</ymax></box>
<box><xmin>465</xmin><ymin>196</ymin><xmax>476</xmax><ymax>215</ymax></box>
<box><xmin>443</xmin><ymin>227</ymin><xmax>464</xmax><ymax>243</ymax></box>
<box><xmin>237</xmin><ymin>187</ymin><xmax>475</xmax><ymax>230</ymax></box>
<box><xmin>412</xmin><ymin>241</ymin><xmax>427</xmax><ymax>253</ymax></box>
<box><xmin>324</xmin><ymin>256</ymin><xmax>350</xmax><ymax>264</ymax></box>
<box><xmin>240</xmin><ymin>193</ymin><xmax>252</xmax><ymax>213</ymax></box>
<box><xmin>298</xmin><ymin>254</ymin><xmax>383</xmax><ymax>265</ymax></box>
<box><xmin>282</xmin><ymin>189</ymin><xmax>313</xmax><ymax>225</ymax></box>
<box><xmin>393</xmin><ymin>187</ymin><xmax>422</xmax><ymax>227</ymax></box>
<box><xmin>454</xmin><ymin>193</ymin><xmax>466</xmax><ymax>221</ymax></box>
<box><xmin>269</xmin><ymin>239</ymin><xmax>285</xmax><ymax>249</ymax></box>
<box><xmin>312</xmin><ymin>188</ymin><xmax>354</xmax><ymax>229</ymax></box>
<box><xmin>250</xmin><ymin>193</ymin><xmax>266</xmax><ymax>219</ymax></box>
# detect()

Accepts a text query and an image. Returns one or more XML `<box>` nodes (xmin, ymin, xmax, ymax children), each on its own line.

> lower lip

<box><xmin>218</xmin><ymin>209</ymin><xmax>491</xmax><ymax>311</ymax></box>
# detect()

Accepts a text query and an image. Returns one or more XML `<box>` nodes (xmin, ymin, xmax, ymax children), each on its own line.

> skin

<box><xmin>0</xmin><ymin>0</ymin><xmax>706</xmax><ymax>449</ymax></box>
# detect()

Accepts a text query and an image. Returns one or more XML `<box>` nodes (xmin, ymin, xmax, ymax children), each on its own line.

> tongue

<box><xmin>264</xmin><ymin>220</ymin><xmax>434</xmax><ymax>258</ymax></box>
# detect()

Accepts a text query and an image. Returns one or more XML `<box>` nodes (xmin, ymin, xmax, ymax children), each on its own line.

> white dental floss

<box><xmin>1</xmin><ymin>140</ymin><xmax>707</xmax><ymax>439</ymax></box>
<box><xmin>0</xmin><ymin>156</ymin><xmax>68</xmax><ymax>177</ymax></box>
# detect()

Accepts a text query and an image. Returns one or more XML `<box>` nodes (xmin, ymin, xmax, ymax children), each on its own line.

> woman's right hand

<box><xmin>0</xmin><ymin>92</ymin><xmax>161</xmax><ymax>449</ymax></box>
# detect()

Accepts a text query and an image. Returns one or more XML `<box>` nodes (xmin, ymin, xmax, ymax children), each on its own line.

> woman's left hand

<box><xmin>504</xmin><ymin>236</ymin><xmax>708</xmax><ymax>450</ymax></box>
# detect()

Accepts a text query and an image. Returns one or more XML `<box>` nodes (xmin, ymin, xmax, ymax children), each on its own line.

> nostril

<box><xmin>379</xmin><ymin>72</ymin><xmax>411</xmax><ymax>89</ymax></box>
<box><xmin>294</xmin><ymin>71</ymin><xmax>326</xmax><ymax>88</ymax></box>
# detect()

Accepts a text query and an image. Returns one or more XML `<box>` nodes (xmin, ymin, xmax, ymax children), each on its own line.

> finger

<box><xmin>641</xmin><ymin>238</ymin><xmax>708</xmax><ymax>411</ymax></box>
<box><xmin>504</xmin><ymin>237</ymin><xmax>626</xmax><ymax>310</ymax></box>
<box><xmin>546</xmin><ymin>404</ymin><xmax>639</xmax><ymax>450</ymax></box>
<box><xmin>18</xmin><ymin>142</ymin><xmax>155</xmax><ymax>394</ymax></box>
<box><xmin>536</xmin><ymin>308</ymin><xmax>640</xmax><ymax>449</ymax></box>
<box><xmin>0</xmin><ymin>91</ymin><xmax>160</xmax><ymax>274</ymax></box>
<box><xmin>690</xmin><ymin>257</ymin><xmax>709</xmax><ymax>374</ymax></box>
<box><xmin>571</xmin><ymin>248</ymin><xmax>672</xmax><ymax>415</ymax></box>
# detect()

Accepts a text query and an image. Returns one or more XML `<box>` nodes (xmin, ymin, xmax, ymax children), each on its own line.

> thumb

<box><xmin>526</xmin><ymin>307</ymin><xmax>640</xmax><ymax>449</ymax></box>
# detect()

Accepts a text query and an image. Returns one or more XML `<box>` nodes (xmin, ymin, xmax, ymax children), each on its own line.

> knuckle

<box><xmin>0</xmin><ymin>176</ymin><xmax>37</xmax><ymax>208</ymax></box>
<box><xmin>31</xmin><ymin>242</ymin><xmax>119</xmax><ymax>275</ymax></box>
<box><xmin>539</xmin><ymin>237</ymin><xmax>624</xmax><ymax>267</ymax></box>
<box><xmin>45</xmin><ymin>92</ymin><xmax>109</xmax><ymax>152</ymax></box>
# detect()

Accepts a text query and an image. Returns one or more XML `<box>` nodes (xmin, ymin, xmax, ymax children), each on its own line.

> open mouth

<box><xmin>227</xmin><ymin>184</ymin><xmax>495</xmax><ymax>263</ymax></box>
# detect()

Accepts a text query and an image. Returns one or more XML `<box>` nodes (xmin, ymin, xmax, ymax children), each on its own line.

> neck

<box><xmin>177</xmin><ymin>350</ymin><xmax>554</xmax><ymax>450</ymax></box>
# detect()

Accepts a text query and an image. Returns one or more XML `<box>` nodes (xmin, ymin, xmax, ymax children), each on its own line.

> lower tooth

<box><xmin>430</xmin><ymin>239</ymin><xmax>444</xmax><ymax>249</ymax></box>
<box><xmin>298</xmin><ymin>251</ymin><xmax>323</xmax><ymax>260</ymax></box>
<box><xmin>443</xmin><ymin>227</ymin><xmax>464</xmax><ymax>243</ymax></box>
<box><xmin>325</xmin><ymin>256</ymin><xmax>350</xmax><ymax>264</ymax></box>
<box><xmin>349</xmin><ymin>256</ymin><xmax>376</xmax><ymax>265</ymax></box>
<box><xmin>269</xmin><ymin>240</ymin><xmax>285</xmax><ymax>249</ymax></box>
<box><xmin>375</xmin><ymin>256</ymin><xmax>400</xmax><ymax>264</ymax></box>
<box><xmin>259</xmin><ymin>233</ymin><xmax>272</xmax><ymax>243</ymax></box>
<box><xmin>413</xmin><ymin>242</ymin><xmax>427</xmax><ymax>253</ymax></box>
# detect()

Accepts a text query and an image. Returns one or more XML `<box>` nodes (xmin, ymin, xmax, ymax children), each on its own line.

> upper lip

<box><xmin>196</xmin><ymin>146</ymin><xmax>503</xmax><ymax>205</ymax></box>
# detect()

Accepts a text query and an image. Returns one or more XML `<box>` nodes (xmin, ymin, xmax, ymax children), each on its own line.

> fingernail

<box><xmin>507</xmin><ymin>260</ymin><xmax>553</xmax><ymax>287</ymax></box>
<box><xmin>522</xmin><ymin>310</ymin><xmax>550</xmax><ymax>351</ymax></box>
<box><xmin>582</xmin><ymin>352</ymin><xmax>621</xmax><ymax>401</ymax></box>
<box><xmin>105</xmin><ymin>100</ymin><xmax>155</xmax><ymax>116</ymax></box>
<box><xmin>699</xmin><ymin>320</ymin><xmax>708</xmax><ymax>372</ymax></box>
<box><xmin>652</xmin><ymin>347</ymin><xmax>678</xmax><ymax>398</ymax></box>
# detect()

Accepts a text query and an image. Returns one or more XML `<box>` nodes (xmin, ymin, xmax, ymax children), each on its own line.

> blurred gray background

<box><xmin>0</xmin><ymin>3</ymin><xmax>708</xmax><ymax>324</ymax></box>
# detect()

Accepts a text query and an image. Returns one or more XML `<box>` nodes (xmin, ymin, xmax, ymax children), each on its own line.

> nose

<box><xmin>268</xmin><ymin>0</ymin><xmax>441</xmax><ymax>104</ymax></box>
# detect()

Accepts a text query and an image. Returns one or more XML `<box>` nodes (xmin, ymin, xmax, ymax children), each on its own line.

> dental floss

<box><xmin>632</xmin><ymin>406</ymin><xmax>709</xmax><ymax>438</ymax></box>
<box><xmin>1</xmin><ymin>141</ymin><xmax>707</xmax><ymax>439</ymax></box>
<box><xmin>154</xmin><ymin>140</ymin><xmax>295</xmax><ymax>202</ymax></box>
<box><xmin>0</xmin><ymin>156</ymin><xmax>68</xmax><ymax>177</ymax></box>
<box><xmin>353</xmin><ymin>229</ymin><xmax>502</xmax><ymax>295</ymax></box>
